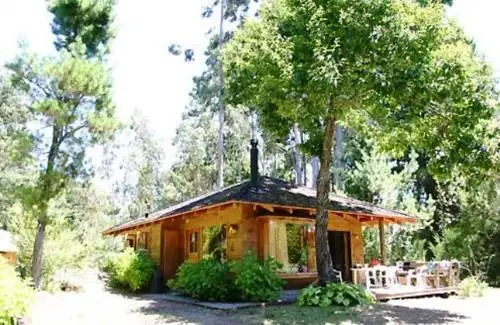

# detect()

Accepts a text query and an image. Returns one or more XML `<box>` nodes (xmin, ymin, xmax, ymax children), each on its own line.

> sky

<box><xmin>0</xmin><ymin>0</ymin><xmax>499</xmax><ymax>176</ymax></box>
<box><xmin>0</xmin><ymin>0</ymin><xmax>213</xmax><ymax>168</ymax></box>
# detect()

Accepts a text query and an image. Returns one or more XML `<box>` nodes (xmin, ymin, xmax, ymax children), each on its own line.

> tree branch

<box><xmin>59</xmin><ymin>122</ymin><xmax>89</xmax><ymax>145</ymax></box>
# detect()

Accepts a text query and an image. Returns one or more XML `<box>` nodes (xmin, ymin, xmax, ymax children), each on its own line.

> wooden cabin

<box><xmin>103</xmin><ymin>142</ymin><xmax>415</xmax><ymax>287</ymax></box>
<box><xmin>0</xmin><ymin>229</ymin><xmax>17</xmax><ymax>265</ymax></box>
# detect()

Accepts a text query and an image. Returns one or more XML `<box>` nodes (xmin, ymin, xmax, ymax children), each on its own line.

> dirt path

<box><xmin>29</xmin><ymin>284</ymin><xmax>239</xmax><ymax>325</ymax></box>
<box><xmin>376</xmin><ymin>289</ymin><xmax>500</xmax><ymax>324</ymax></box>
<box><xmin>28</xmin><ymin>277</ymin><xmax>500</xmax><ymax>325</ymax></box>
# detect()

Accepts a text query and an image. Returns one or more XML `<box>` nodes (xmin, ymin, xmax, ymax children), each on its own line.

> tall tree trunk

<box><xmin>302</xmin><ymin>153</ymin><xmax>307</xmax><ymax>187</ymax></box>
<box><xmin>32</xmin><ymin>216</ymin><xmax>47</xmax><ymax>289</ymax></box>
<box><xmin>301</xmin><ymin>132</ymin><xmax>307</xmax><ymax>186</ymax></box>
<box><xmin>311</xmin><ymin>156</ymin><xmax>319</xmax><ymax>188</ymax></box>
<box><xmin>292</xmin><ymin>124</ymin><xmax>303</xmax><ymax>186</ymax></box>
<box><xmin>216</xmin><ymin>0</ymin><xmax>225</xmax><ymax>189</ymax></box>
<box><xmin>315</xmin><ymin>114</ymin><xmax>337</xmax><ymax>285</ymax></box>
<box><xmin>32</xmin><ymin>125</ymin><xmax>60</xmax><ymax>289</ymax></box>
<box><xmin>334</xmin><ymin>123</ymin><xmax>344</xmax><ymax>191</ymax></box>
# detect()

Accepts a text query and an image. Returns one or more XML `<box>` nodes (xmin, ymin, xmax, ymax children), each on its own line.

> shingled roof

<box><xmin>104</xmin><ymin>176</ymin><xmax>415</xmax><ymax>234</ymax></box>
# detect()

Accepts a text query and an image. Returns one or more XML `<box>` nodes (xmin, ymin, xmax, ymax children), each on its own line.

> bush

<box><xmin>231</xmin><ymin>253</ymin><xmax>285</xmax><ymax>302</ymax></box>
<box><xmin>0</xmin><ymin>257</ymin><xmax>34</xmax><ymax>323</ymax></box>
<box><xmin>298</xmin><ymin>282</ymin><xmax>374</xmax><ymax>308</ymax></box>
<box><xmin>169</xmin><ymin>253</ymin><xmax>286</xmax><ymax>302</ymax></box>
<box><xmin>458</xmin><ymin>276</ymin><xmax>489</xmax><ymax>298</ymax></box>
<box><xmin>103</xmin><ymin>248</ymin><xmax>155</xmax><ymax>292</ymax></box>
<box><xmin>168</xmin><ymin>258</ymin><xmax>237</xmax><ymax>301</ymax></box>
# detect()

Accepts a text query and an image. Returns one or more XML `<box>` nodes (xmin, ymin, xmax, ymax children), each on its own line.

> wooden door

<box><xmin>328</xmin><ymin>231</ymin><xmax>352</xmax><ymax>282</ymax></box>
<box><xmin>163</xmin><ymin>229</ymin><xmax>179</xmax><ymax>280</ymax></box>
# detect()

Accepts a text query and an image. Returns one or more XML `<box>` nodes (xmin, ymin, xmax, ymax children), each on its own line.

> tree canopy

<box><xmin>223</xmin><ymin>0</ymin><xmax>498</xmax><ymax>283</ymax></box>
<box><xmin>49</xmin><ymin>0</ymin><xmax>115</xmax><ymax>57</ymax></box>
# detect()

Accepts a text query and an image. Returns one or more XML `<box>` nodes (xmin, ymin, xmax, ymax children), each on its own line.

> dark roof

<box><xmin>104</xmin><ymin>176</ymin><xmax>415</xmax><ymax>234</ymax></box>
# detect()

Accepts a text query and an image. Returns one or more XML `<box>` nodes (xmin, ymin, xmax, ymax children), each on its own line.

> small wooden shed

<box><xmin>0</xmin><ymin>229</ymin><xmax>17</xmax><ymax>265</ymax></box>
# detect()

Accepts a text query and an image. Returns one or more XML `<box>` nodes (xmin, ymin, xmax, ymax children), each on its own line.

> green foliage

<box><xmin>168</xmin><ymin>258</ymin><xmax>237</xmax><ymax>302</ymax></box>
<box><xmin>223</xmin><ymin>0</ymin><xmax>497</xmax><ymax>283</ymax></box>
<box><xmin>49</xmin><ymin>0</ymin><xmax>115</xmax><ymax>57</ymax></box>
<box><xmin>286</xmin><ymin>224</ymin><xmax>302</xmax><ymax>264</ymax></box>
<box><xmin>202</xmin><ymin>225</ymin><xmax>227</xmax><ymax>261</ymax></box>
<box><xmin>5</xmin><ymin>183</ymin><xmax>120</xmax><ymax>290</ymax></box>
<box><xmin>425</xmin><ymin>180</ymin><xmax>500</xmax><ymax>285</ymax></box>
<box><xmin>298</xmin><ymin>283</ymin><xmax>373</xmax><ymax>308</ymax></box>
<box><xmin>458</xmin><ymin>276</ymin><xmax>489</xmax><ymax>298</ymax></box>
<box><xmin>164</xmin><ymin>103</ymin><xmax>295</xmax><ymax>203</ymax></box>
<box><xmin>169</xmin><ymin>253</ymin><xmax>285</xmax><ymax>302</ymax></box>
<box><xmin>346</xmin><ymin>146</ymin><xmax>433</xmax><ymax>263</ymax></box>
<box><xmin>7</xmin><ymin>33</ymin><xmax>118</xmax><ymax>287</ymax></box>
<box><xmin>231</xmin><ymin>253</ymin><xmax>285</xmax><ymax>302</ymax></box>
<box><xmin>224</xmin><ymin>0</ymin><xmax>482</xmax><ymax>161</ymax></box>
<box><xmin>103</xmin><ymin>248</ymin><xmax>155</xmax><ymax>292</ymax></box>
<box><xmin>108</xmin><ymin>110</ymin><xmax>169</xmax><ymax>220</ymax></box>
<box><xmin>298</xmin><ymin>246</ymin><xmax>308</xmax><ymax>267</ymax></box>
<box><xmin>0</xmin><ymin>257</ymin><xmax>34</xmax><ymax>323</ymax></box>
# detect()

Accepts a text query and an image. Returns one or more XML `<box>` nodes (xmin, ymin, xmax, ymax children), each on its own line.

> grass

<box><xmin>237</xmin><ymin>305</ymin><xmax>360</xmax><ymax>325</ymax></box>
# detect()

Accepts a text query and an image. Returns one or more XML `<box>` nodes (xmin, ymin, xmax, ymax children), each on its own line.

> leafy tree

<box><xmin>7</xmin><ymin>46</ymin><xmax>117</xmax><ymax>288</ymax></box>
<box><xmin>164</xmin><ymin>104</ymin><xmax>252</xmax><ymax>201</ymax></box>
<box><xmin>48</xmin><ymin>0</ymin><xmax>115</xmax><ymax>57</ymax></box>
<box><xmin>4</xmin><ymin>0</ymin><xmax>117</xmax><ymax>289</ymax></box>
<box><xmin>417</xmin><ymin>0</ymin><xmax>453</xmax><ymax>6</ymax></box>
<box><xmin>169</xmin><ymin>0</ymin><xmax>255</xmax><ymax>189</ymax></box>
<box><xmin>223</xmin><ymin>0</ymin><xmax>496</xmax><ymax>283</ymax></box>
<box><xmin>0</xmin><ymin>74</ymin><xmax>34</xmax><ymax>227</ymax></box>
<box><xmin>428</xmin><ymin>179</ymin><xmax>500</xmax><ymax>285</ymax></box>
<box><xmin>108</xmin><ymin>110</ymin><xmax>167</xmax><ymax>220</ymax></box>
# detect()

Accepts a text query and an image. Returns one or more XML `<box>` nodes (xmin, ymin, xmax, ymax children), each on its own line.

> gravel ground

<box><xmin>372</xmin><ymin>289</ymin><xmax>500</xmax><ymax>325</ymax></box>
<box><xmin>28</xmin><ymin>281</ymin><xmax>240</xmax><ymax>325</ymax></box>
<box><xmin>27</xmin><ymin>276</ymin><xmax>500</xmax><ymax>325</ymax></box>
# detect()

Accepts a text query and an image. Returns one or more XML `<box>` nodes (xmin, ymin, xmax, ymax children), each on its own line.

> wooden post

<box><xmin>378</xmin><ymin>219</ymin><xmax>386</xmax><ymax>265</ymax></box>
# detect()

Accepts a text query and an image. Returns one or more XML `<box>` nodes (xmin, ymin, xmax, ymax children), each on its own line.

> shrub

<box><xmin>168</xmin><ymin>258</ymin><xmax>237</xmax><ymax>301</ymax></box>
<box><xmin>458</xmin><ymin>276</ymin><xmax>489</xmax><ymax>298</ymax></box>
<box><xmin>298</xmin><ymin>282</ymin><xmax>374</xmax><ymax>308</ymax></box>
<box><xmin>103</xmin><ymin>248</ymin><xmax>155</xmax><ymax>292</ymax></box>
<box><xmin>169</xmin><ymin>253</ymin><xmax>286</xmax><ymax>302</ymax></box>
<box><xmin>0</xmin><ymin>257</ymin><xmax>34</xmax><ymax>323</ymax></box>
<box><xmin>231</xmin><ymin>253</ymin><xmax>285</xmax><ymax>302</ymax></box>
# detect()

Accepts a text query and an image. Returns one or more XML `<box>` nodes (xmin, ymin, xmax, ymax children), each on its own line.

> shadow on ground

<box><xmin>358</xmin><ymin>303</ymin><xmax>468</xmax><ymax>325</ymax></box>
<box><xmin>120</xmin><ymin>293</ymin><xmax>469</xmax><ymax>325</ymax></box>
<box><xmin>127</xmin><ymin>295</ymin><xmax>242</xmax><ymax>325</ymax></box>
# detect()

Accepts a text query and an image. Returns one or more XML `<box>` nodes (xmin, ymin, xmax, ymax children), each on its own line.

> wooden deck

<box><xmin>371</xmin><ymin>285</ymin><xmax>458</xmax><ymax>301</ymax></box>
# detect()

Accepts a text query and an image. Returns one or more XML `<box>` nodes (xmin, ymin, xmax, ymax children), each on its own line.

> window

<box><xmin>137</xmin><ymin>232</ymin><xmax>148</xmax><ymax>249</ymax></box>
<box><xmin>126</xmin><ymin>234</ymin><xmax>136</xmax><ymax>249</ymax></box>
<box><xmin>189</xmin><ymin>231</ymin><xmax>198</xmax><ymax>254</ymax></box>
<box><xmin>268</xmin><ymin>222</ymin><xmax>313</xmax><ymax>273</ymax></box>
<box><xmin>202</xmin><ymin>225</ymin><xmax>227</xmax><ymax>261</ymax></box>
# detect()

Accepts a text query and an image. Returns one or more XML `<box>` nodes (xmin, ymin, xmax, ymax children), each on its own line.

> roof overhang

<box><xmin>103</xmin><ymin>200</ymin><xmax>416</xmax><ymax>236</ymax></box>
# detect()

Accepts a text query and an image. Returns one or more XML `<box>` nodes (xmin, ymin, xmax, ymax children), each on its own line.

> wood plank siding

<box><xmin>113</xmin><ymin>202</ymin><xmax>364</xmax><ymax>285</ymax></box>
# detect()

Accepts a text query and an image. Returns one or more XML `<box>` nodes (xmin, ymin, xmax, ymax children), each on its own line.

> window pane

<box><xmin>202</xmin><ymin>225</ymin><xmax>227</xmax><ymax>261</ymax></box>
<box><xmin>286</xmin><ymin>224</ymin><xmax>302</xmax><ymax>265</ymax></box>
<box><xmin>189</xmin><ymin>231</ymin><xmax>198</xmax><ymax>253</ymax></box>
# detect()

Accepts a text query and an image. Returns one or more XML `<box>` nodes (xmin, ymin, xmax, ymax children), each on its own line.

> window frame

<box><xmin>137</xmin><ymin>232</ymin><xmax>148</xmax><ymax>250</ymax></box>
<box><xmin>188</xmin><ymin>230</ymin><xmax>199</xmax><ymax>254</ymax></box>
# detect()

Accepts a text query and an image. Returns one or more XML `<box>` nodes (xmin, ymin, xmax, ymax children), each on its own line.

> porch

<box><xmin>352</xmin><ymin>261</ymin><xmax>460</xmax><ymax>300</ymax></box>
<box><xmin>258</xmin><ymin>213</ymin><xmax>459</xmax><ymax>300</ymax></box>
